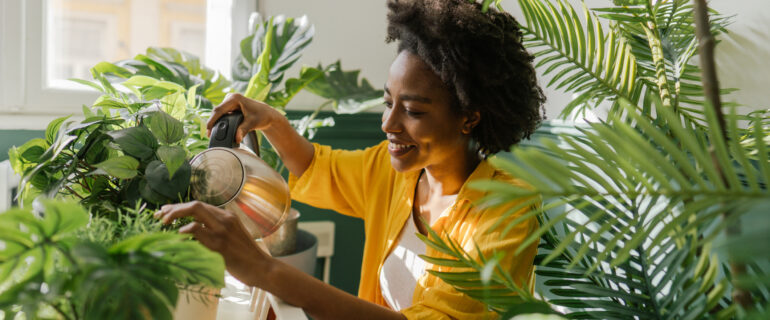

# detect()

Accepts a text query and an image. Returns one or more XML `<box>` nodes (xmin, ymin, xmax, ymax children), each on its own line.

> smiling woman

<box><xmin>157</xmin><ymin>0</ymin><xmax>546</xmax><ymax>319</ymax></box>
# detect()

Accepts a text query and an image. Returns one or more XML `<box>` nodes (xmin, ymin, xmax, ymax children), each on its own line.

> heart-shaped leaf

<box><xmin>94</xmin><ymin>156</ymin><xmax>140</xmax><ymax>179</ymax></box>
<box><xmin>107</xmin><ymin>126</ymin><xmax>159</xmax><ymax>160</ymax></box>
<box><xmin>156</xmin><ymin>145</ymin><xmax>187</xmax><ymax>179</ymax></box>
<box><xmin>144</xmin><ymin>160</ymin><xmax>191</xmax><ymax>201</ymax></box>
<box><xmin>146</xmin><ymin>111</ymin><xmax>185</xmax><ymax>145</ymax></box>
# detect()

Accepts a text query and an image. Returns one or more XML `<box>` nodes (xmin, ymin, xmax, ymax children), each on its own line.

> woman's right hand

<box><xmin>207</xmin><ymin>93</ymin><xmax>282</xmax><ymax>144</ymax></box>
<box><xmin>208</xmin><ymin>93</ymin><xmax>315</xmax><ymax>178</ymax></box>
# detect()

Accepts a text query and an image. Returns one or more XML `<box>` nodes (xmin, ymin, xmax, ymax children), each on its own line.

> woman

<box><xmin>156</xmin><ymin>0</ymin><xmax>545</xmax><ymax>318</ymax></box>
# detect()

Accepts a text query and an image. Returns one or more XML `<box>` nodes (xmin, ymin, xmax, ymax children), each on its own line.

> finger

<box><xmin>180</xmin><ymin>222</ymin><xmax>219</xmax><ymax>251</ymax></box>
<box><xmin>235</xmin><ymin>128</ymin><xmax>245</xmax><ymax>144</ymax></box>
<box><xmin>159</xmin><ymin>201</ymin><xmax>226</xmax><ymax>233</ymax></box>
<box><xmin>207</xmin><ymin>94</ymin><xmax>242</xmax><ymax>133</ymax></box>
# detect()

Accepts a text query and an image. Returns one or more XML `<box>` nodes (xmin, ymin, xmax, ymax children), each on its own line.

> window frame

<box><xmin>0</xmin><ymin>0</ymin><xmax>256</xmax><ymax>129</ymax></box>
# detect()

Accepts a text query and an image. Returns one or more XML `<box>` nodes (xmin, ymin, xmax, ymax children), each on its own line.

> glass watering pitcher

<box><xmin>189</xmin><ymin>111</ymin><xmax>290</xmax><ymax>239</ymax></box>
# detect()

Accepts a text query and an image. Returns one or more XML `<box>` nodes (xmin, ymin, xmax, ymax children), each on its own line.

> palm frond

<box><xmin>416</xmin><ymin>222</ymin><xmax>558</xmax><ymax>315</ymax></box>
<box><xmin>517</xmin><ymin>0</ymin><xmax>637</xmax><ymax>118</ymax></box>
<box><xmin>478</xmin><ymin>101</ymin><xmax>768</xmax><ymax>269</ymax></box>
<box><xmin>595</xmin><ymin>0</ymin><xmax>734</xmax><ymax>128</ymax></box>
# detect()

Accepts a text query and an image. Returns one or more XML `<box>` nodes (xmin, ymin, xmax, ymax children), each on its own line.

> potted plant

<box><xmin>3</xmin><ymin>13</ymin><xmax>381</xmax><ymax>319</ymax></box>
<box><xmin>417</xmin><ymin>1</ymin><xmax>769</xmax><ymax>319</ymax></box>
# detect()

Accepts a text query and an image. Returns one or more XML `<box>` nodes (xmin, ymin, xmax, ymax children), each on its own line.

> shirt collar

<box><xmin>455</xmin><ymin>159</ymin><xmax>496</xmax><ymax>205</ymax></box>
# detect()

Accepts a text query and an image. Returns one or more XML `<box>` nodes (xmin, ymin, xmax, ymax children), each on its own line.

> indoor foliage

<box><xmin>0</xmin><ymin>200</ymin><xmax>225</xmax><ymax>320</ymax></box>
<box><xmin>4</xmin><ymin>13</ymin><xmax>381</xmax><ymax>319</ymax></box>
<box><xmin>422</xmin><ymin>1</ymin><xmax>769</xmax><ymax>319</ymax></box>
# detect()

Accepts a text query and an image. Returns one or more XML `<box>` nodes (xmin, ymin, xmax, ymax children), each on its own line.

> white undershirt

<box><xmin>379</xmin><ymin>214</ymin><xmax>427</xmax><ymax>311</ymax></box>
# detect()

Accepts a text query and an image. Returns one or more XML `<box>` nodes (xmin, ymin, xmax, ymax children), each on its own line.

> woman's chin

<box><xmin>389</xmin><ymin>158</ymin><xmax>421</xmax><ymax>173</ymax></box>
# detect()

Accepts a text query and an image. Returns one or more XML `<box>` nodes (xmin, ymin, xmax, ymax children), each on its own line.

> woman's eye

<box><xmin>383</xmin><ymin>101</ymin><xmax>393</xmax><ymax>108</ymax></box>
<box><xmin>406</xmin><ymin>110</ymin><xmax>424</xmax><ymax>116</ymax></box>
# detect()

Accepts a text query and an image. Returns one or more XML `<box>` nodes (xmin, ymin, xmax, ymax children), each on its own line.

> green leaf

<box><xmin>11</xmin><ymin>138</ymin><xmax>49</xmax><ymax>169</ymax></box>
<box><xmin>232</xmin><ymin>14</ymin><xmax>315</xmax><ymax>92</ymax></box>
<box><xmin>0</xmin><ymin>200</ymin><xmax>87</xmax><ymax>289</ymax></box>
<box><xmin>266</xmin><ymin>66</ymin><xmax>324</xmax><ymax>108</ymax></box>
<box><xmin>107</xmin><ymin>126</ymin><xmax>159</xmax><ymax>160</ymax></box>
<box><xmin>91</xmin><ymin>61</ymin><xmax>132</xmax><ymax>78</ymax></box>
<box><xmin>110</xmin><ymin>232</ymin><xmax>225</xmax><ymax>288</ymax></box>
<box><xmin>94</xmin><ymin>155</ymin><xmax>140</xmax><ymax>179</ymax></box>
<box><xmin>156</xmin><ymin>145</ymin><xmax>187</xmax><ymax>179</ymax></box>
<box><xmin>304</xmin><ymin>61</ymin><xmax>384</xmax><ymax>113</ymax></box>
<box><xmin>72</xmin><ymin>242</ymin><xmax>177</xmax><ymax>320</ymax></box>
<box><xmin>146</xmin><ymin>111</ymin><xmax>185</xmax><ymax>144</ymax></box>
<box><xmin>45</xmin><ymin>115</ymin><xmax>71</xmax><ymax>145</ymax></box>
<box><xmin>144</xmin><ymin>160</ymin><xmax>191</xmax><ymax>201</ymax></box>
<box><xmin>69</xmin><ymin>78</ymin><xmax>104</xmax><ymax>92</ymax></box>
<box><xmin>243</xmin><ymin>17</ymin><xmax>276</xmax><ymax>101</ymax></box>
<box><xmin>159</xmin><ymin>92</ymin><xmax>188</xmax><ymax>120</ymax></box>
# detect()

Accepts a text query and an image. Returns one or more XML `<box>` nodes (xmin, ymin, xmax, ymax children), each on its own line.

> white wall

<box><xmin>259</xmin><ymin>0</ymin><xmax>770</xmax><ymax>118</ymax></box>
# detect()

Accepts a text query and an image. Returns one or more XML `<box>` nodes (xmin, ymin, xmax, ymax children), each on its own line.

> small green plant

<box><xmin>0</xmin><ymin>200</ymin><xmax>225</xmax><ymax>320</ymax></box>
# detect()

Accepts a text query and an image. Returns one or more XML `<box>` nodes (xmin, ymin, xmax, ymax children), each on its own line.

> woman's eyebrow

<box><xmin>399</xmin><ymin>94</ymin><xmax>431</xmax><ymax>103</ymax></box>
<box><xmin>383</xmin><ymin>85</ymin><xmax>431</xmax><ymax>103</ymax></box>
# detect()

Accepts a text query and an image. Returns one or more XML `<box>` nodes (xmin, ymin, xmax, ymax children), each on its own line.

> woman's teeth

<box><xmin>389</xmin><ymin>142</ymin><xmax>412</xmax><ymax>150</ymax></box>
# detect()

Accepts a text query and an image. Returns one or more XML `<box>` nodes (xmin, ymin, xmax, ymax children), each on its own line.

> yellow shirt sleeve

<box><xmin>288</xmin><ymin>141</ymin><xmax>391</xmax><ymax>219</ymax></box>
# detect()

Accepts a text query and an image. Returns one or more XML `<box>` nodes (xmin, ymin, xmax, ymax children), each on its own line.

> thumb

<box><xmin>235</xmin><ymin>128</ymin><xmax>245</xmax><ymax>144</ymax></box>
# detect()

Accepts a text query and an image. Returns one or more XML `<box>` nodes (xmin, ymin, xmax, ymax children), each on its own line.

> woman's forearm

<box><xmin>257</xmin><ymin>259</ymin><xmax>406</xmax><ymax>320</ymax></box>
<box><xmin>261</xmin><ymin>113</ymin><xmax>315</xmax><ymax>178</ymax></box>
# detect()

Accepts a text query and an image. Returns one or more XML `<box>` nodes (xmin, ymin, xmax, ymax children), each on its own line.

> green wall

<box><xmin>0</xmin><ymin>111</ymin><xmax>384</xmax><ymax>295</ymax></box>
<box><xmin>1</xmin><ymin>130</ymin><xmax>45</xmax><ymax>162</ymax></box>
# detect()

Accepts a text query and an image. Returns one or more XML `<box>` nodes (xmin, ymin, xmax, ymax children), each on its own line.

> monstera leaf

<box><xmin>73</xmin><ymin>232</ymin><xmax>224</xmax><ymax>320</ymax></box>
<box><xmin>0</xmin><ymin>201</ymin><xmax>225</xmax><ymax>320</ymax></box>
<box><xmin>0</xmin><ymin>201</ymin><xmax>88</xmax><ymax>314</ymax></box>
<box><xmin>304</xmin><ymin>61</ymin><xmax>385</xmax><ymax>114</ymax></box>
<box><xmin>232</xmin><ymin>14</ymin><xmax>315</xmax><ymax>92</ymax></box>
<box><xmin>145</xmin><ymin>47</ymin><xmax>231</xmax><ymax>106</ymax></box>
<box><xmin>80</xmin><ymin>47</ymin><xmax>230</xmax><ymax>109</ymax></box>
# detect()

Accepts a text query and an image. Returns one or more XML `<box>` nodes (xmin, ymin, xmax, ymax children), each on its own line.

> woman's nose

<box><xmin>381</xmin><ymin>107</ymin><xmax>401</xmax><ymax>133</ymax></box>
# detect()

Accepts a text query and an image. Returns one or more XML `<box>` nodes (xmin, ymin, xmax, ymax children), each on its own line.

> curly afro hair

<box><xmin>386</xmin><ymin>0</ymin><xmax>546</xmax><ymax>155</ymax></box>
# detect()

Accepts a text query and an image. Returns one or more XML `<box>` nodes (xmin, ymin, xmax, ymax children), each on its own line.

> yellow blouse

<box><xmin>289</xmin><ymin>140</ymin><xmax>538</xmax><ymax>319</ymax></box>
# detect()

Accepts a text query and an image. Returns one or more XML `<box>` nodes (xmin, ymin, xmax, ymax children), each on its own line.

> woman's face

<box><xmin>382</xmin><ymin>51</ymin><xmax>477</xmax><ymax>173</ymax></box>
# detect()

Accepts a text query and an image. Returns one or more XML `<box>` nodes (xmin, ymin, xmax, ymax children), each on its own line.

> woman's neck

<box><xmin>422</xmin><ymin>148</ymin><xmax>481</xmax><ymax>196</ymax></box>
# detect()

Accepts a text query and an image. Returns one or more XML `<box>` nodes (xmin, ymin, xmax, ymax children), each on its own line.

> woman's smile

<box><xmin>387</xmin><ymin>140</ymin><xmax>416</xmax><ymax>157</ymax></box>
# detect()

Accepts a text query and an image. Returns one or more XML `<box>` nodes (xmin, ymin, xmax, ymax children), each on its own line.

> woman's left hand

<box><xmin>154</xmin><ymin>201</ymin><xmax>273</xmax><ymax>287</ymax></box>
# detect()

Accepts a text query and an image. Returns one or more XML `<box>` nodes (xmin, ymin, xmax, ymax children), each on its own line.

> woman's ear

<box><xmin>462</xmin><ymin>111</ymin><xmax>481</xmax><ymax>135</ymax></box>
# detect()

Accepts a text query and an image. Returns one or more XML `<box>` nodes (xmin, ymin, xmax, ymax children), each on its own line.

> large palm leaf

<box><xmin>518</xmin><ymin>0</ymin><xmax>638</xmax><ymax>119</ymax></box>
<box><xmin>594</xmin><ymin>0</ymin><xmax>734</xmax><ymax>128</ymax></box>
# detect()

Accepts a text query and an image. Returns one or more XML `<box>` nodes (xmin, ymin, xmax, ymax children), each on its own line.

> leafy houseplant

<box><xmin>417</xmin><ymin>0</ymin><xmax>770</xmax><ymax>319</ymax></box>
<box><xmin>3</xmin><ymin>13</ymin><xmax>381</xmax><ymax>319</ymax></box>
<box><xmin>0</xmin><ymin>200</ymin><xmax>224</xmax><ymax>320</ymax></box>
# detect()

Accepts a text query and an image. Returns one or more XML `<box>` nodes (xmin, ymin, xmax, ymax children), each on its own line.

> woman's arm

<box><xmin>156</xmin><ymin>201</ymin><xmax>406</xmax><ymax>320</ymax></box>
<box><xmin>206</xmin><ymin>93</ymin><xmax>315</xmax><ymax>177</ymax></box>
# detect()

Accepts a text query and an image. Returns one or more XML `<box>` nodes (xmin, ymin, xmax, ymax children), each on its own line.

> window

<box><xmin>0</xmin><ymin>0</ymin><xmax>255</xmax><ymax>129</ymax></box>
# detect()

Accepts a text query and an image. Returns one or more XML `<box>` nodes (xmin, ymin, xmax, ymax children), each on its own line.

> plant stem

<box><xmin>644</xmin><ymin>1</ymin><xmax>674</xmax><ymax>112</ymax></box>
<box><xmin>64</xmin><ymin>186</ymin><xmax>85</xmax><ymax>200</ymax></box>
<box><xmin>47</xmin><ymin>301</ymin><xmax>74</xmax><ymax>320</ymax></box>
<box><xmin>692</xmin><ymin>0</ymin><xmax>753</xmax><ymax>310</ymax></box>
<box><xmin>70</xmin><ymin>301</ymin><xmax>80</xmax><ymax>320</ymax></box>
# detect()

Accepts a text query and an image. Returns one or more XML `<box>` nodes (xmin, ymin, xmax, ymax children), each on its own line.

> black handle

<box><xmin>208</xmin><ymin>111</ymin><xmax>260</xmax><ymax>156</ymax></box>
